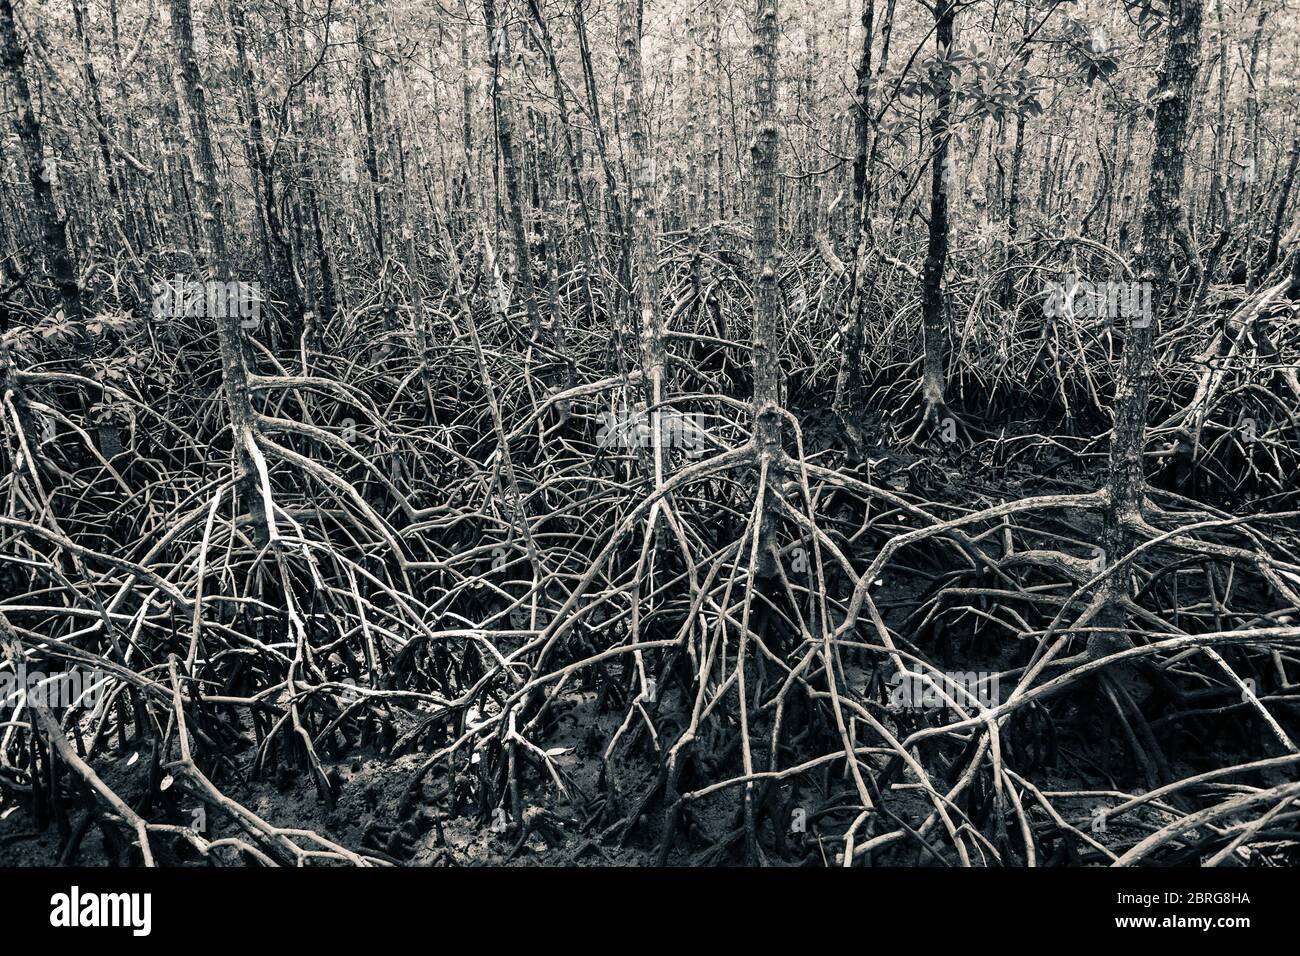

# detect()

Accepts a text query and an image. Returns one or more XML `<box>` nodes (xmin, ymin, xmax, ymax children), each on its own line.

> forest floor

<box><xmin>6</xmin><ymin>409</ymin><xmax>1292</xmax><ymax>868</ymax></box>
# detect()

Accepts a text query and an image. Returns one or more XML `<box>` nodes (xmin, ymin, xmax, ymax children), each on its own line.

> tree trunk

<box><xmin>526</xmin><ymin>0</ymin><xmax>599</xmax><ymax>336</ymax></box>
<box><xmin>1094</xmin><ymin>0</ymin><xmax>1203</xmax><ymax>659</ymax></box>
<box><xmin>482</xmin><ymin>0</ymin><xmax>544</xmax><ymax>344</ymax></box>
<box><xmin>358</xmin><ymin>23</ymin><xmax>386</xmax><ymax>264</ymax></box>
<box><xmin>1261</xmin><ymin>134</ymin><xmax>1299</xmax><ymax>278</ymax></box>
<box><xmin>751</xmin><ymin>0</ymin><xmax>782</xmax><ymax>564</ymax></box>
<box><xmin>0</xmin><ymin>0</ymin><xmax>89</xmax><ymax>354</ymax></box>
<box><xmin>230</xmin><ymin>0</ymin><xmax>301</xmax><ymax>324</ymax></box>
<box><xmin>615</xmin><ymin>0</ymin><xmax>669</xmax><ymax>483</ymax></box>
<box><xmin>833</xmin><ymin>0</ymin><xmax>875</xmax><ymax>451</ymax></box>
<box><xmin>919</xmin><ymin>0</ymin><xmax>954</xmax><ymax>423</ymax></box>
<box><xmin>167</xmin><ymin>0</ymin><xmax>272</xmax><ymax>546</ymax></box>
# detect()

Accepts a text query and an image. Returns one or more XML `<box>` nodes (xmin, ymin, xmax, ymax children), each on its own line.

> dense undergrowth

<box><xmin>3</xmin><ymin>216</ymin><xmax>1299</xmax><ymax>866</ymax></box>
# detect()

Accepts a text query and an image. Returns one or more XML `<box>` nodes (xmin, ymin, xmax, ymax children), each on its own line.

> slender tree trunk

<box><xmin>1241</xmin><ymin>0</ymin><xmax>1268</xmax><ymax>290</ymax></box>
<box><xmin>572</xmin><ymin>0</ymin><xmax>630</xmax><ymax>352</ymax></box>
<box><xmin>230</xmin><ymin>0</ymin><xmax>301</xmax><ymax>323</ymax></box>
<box><xmin>711</xmin><ymin>2</ymin><xmax>726</xmax><ymax>221</ymax></box>
<box><xmin>751</xmin><ymin>0</ymin><xmax>783</xmax><ymax>554</ymax></box>
<box><xmin>919</xmin><ymin>0</ymin><xmax>955</xmax><ymax>422</ymax></box>
<box><xmin>833</xmin><ymin>0</ymin><xmax>875</xmax><ymax>451</ymax></box>
<box><xmin>615</xmin><ymin>0</ymin><xmax>669</xmax><ymax>481</ymax></box>
<box><xmin>358</xmin><ymin>23</ymin><xmax>385</xmax><ymax>264</ymax></box>
<box><xmin>526</xmin><ymin>0</ymin><xmax>599</xmax><ymax>334</ymax></box>
<box><xmin>0</xmin><ymin>0</ymin><xmax>89</xmax><ymax>354</ymax></box>
<box><xmin>483</xmin><ymin>0</ymin><xmax>544</xmax><ymax>344</ymax></box>
<box><xmin>167</xmin><ymin>0</ymin><xmax>272</xmax><ymax>546</ymax></box>
<box><xmin>1204</xmin><ymin>0</ymin><xmax>1229</xmax><ymax>236</ymax></box>
<box><xmin>71</xmin><ymin>0</ymin><xmax>139</xmax><ymax>303</ymax></box>
<box><xmin>1094</xmin><ymin>0</ymin><xmax>1203</xmax><ymax>659</ymax></box>
<box><xmin>685</xmin><ymin>14</ymin><xmax>700</xmax><ymax>232</ymax></box>
<box><xmin>1006</xmin><ymin>20</ymin><xmax>1031</xmax><ymax>243</ymax></box>
<box><xmin>851</xmin><ymin>1</ymin><xmax>875</xmax><ymax>217</ymax></box>
<box><xmin>155</xmin><ymin>57</ymin><xmax>199</xmax><ymax>255</ymax></box>
<box><xmin>1261</xmin><ymin>135</ymin><xmax>1299</xmax><ymax>278</ymax></box>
